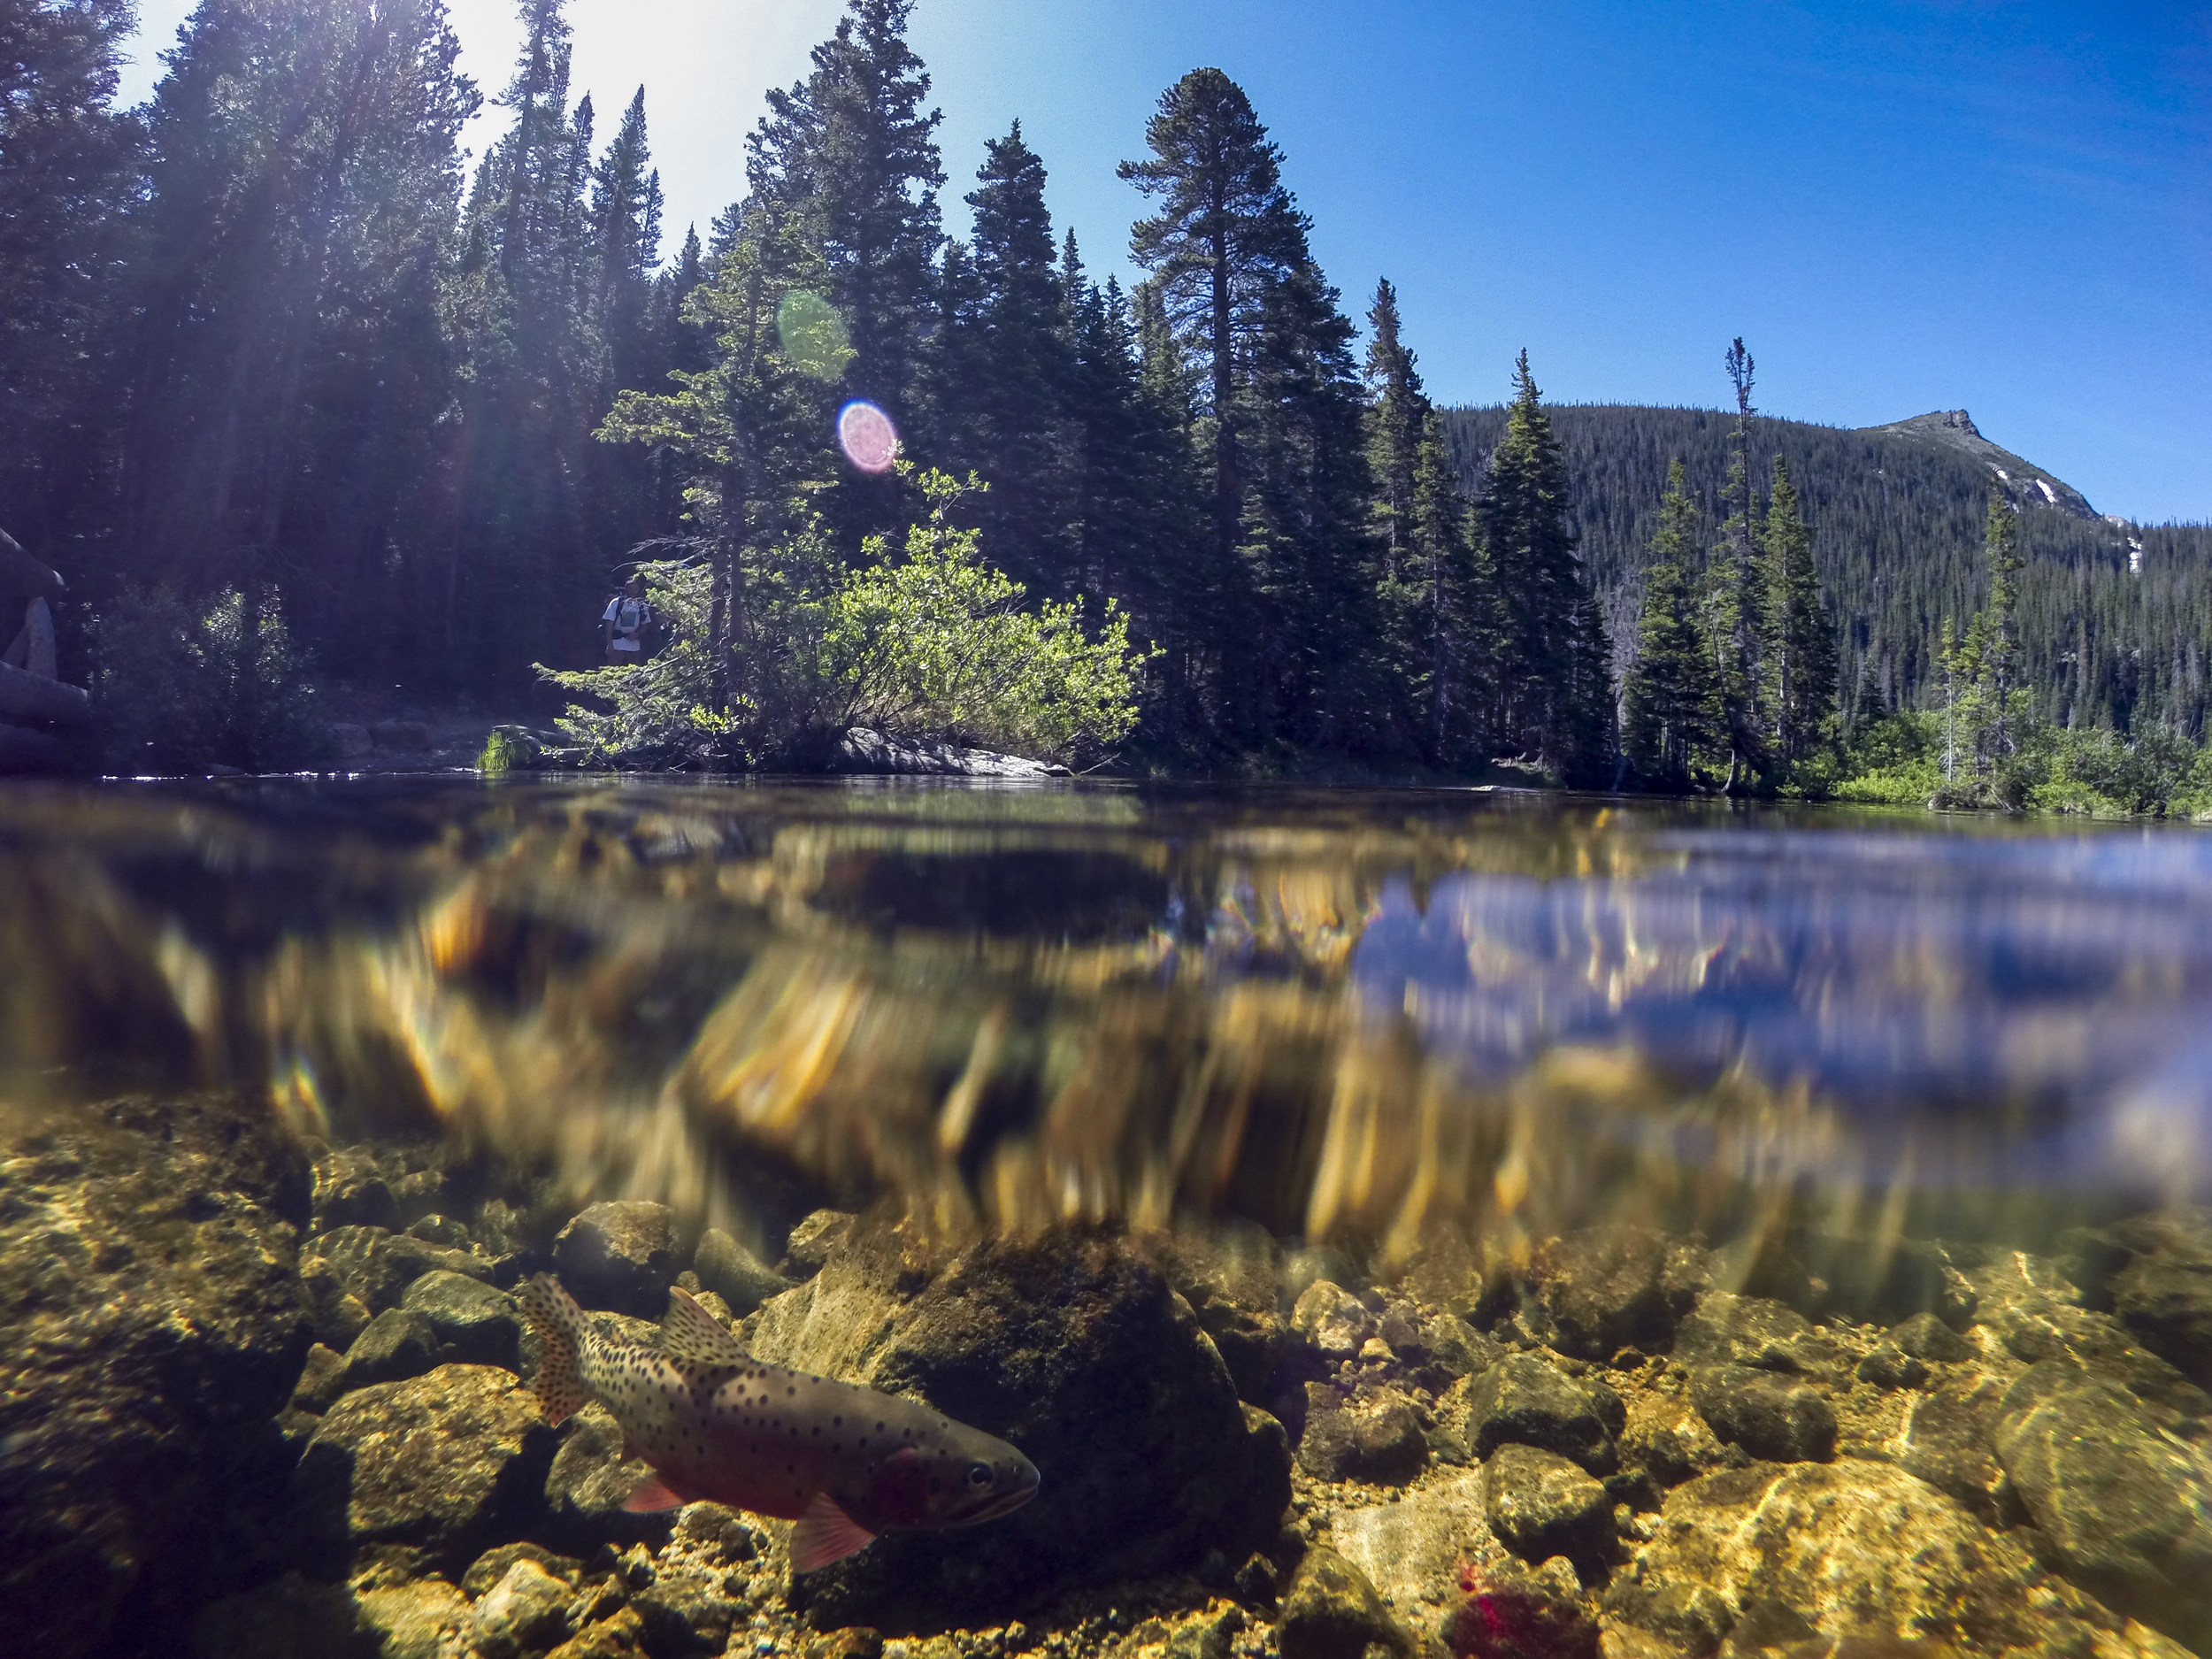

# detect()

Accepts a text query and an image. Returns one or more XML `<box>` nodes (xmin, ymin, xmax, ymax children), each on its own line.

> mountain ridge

<box><xmin>1437</xmin><ymin>402</ymin><xmax>2212</xmax><ymax>733</ymax></box>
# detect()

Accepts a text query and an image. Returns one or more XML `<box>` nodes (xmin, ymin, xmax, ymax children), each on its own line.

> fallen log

<box><xmin>21</xmin><ymin>596</ymin><xmax>55</xmax><ymax>678</ymax></box>
<box><xmin>0</xmin><ymin>658</ymin><xmax>91</xmax><ymax>726</ymax></box>
<box><xmin>0</xmin><ymin>719</ymin><xmax>72</xmax><ymax>774</ymax></box>
<box><xmin>0</xmin><ymin>528</ymin><xmax>63</xmax><ymax>605</ymax></box>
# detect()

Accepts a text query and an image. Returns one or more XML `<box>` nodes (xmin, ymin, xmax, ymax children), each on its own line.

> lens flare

<box><xmin>838</xmin><ymin>401</ymin><xmax>899</xmax><ymax>473</ymax></box>
<box><xmin>775</xmin><ymin>289</ymin><xmax>851</xmax><ymax>381</ymax></box>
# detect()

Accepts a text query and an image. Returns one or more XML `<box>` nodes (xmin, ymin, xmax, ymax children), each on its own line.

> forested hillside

<box><xmin>1441</xmin><ymin>404</ymin><xmax>2212</xmax><ymax>735</ymax></box>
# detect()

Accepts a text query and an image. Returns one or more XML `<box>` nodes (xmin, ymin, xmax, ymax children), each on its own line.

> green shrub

<box><xmin>541</xmin><ymin>466</ymin><xmax>1149</xmax><ymax>771</ymax></box>
<box><xmin>88</xmin><ymin>585</ymin><xmax>326</xmax><ymax>773</ymax></box>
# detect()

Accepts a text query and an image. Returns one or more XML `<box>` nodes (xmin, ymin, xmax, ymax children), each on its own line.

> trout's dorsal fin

<box><xmin>791</xmin><ymin>1491</ymin><xmax>877</xmax><ymax>1573</ymax></box>
<box><xmin>660</xmin><ymin>1286</ymin><xmax>751</xmax><ymax>1371</ymax></box>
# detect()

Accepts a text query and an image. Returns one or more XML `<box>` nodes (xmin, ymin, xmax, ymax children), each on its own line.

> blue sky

<box><xmin>119</xmin><ymin>1</ymin><xmax>2211</xmax><ymax>522</ymax></box>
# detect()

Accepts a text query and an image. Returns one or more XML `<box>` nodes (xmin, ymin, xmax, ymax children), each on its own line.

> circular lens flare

<box><xmin>775</xmin><ymin>289</ymin><xmax>851</xmax><ymax>381</ymax></box>
<box><xmin>838</xmin><ymin>401</ymin><xmax>899</xmax><ymax>474</ymax></box>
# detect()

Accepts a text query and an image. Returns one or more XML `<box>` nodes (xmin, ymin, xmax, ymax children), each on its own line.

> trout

<box><xmin>518</xmin><ymin>1273</ymin><xmax>1039</xmax><ymax>1571</ymax></box>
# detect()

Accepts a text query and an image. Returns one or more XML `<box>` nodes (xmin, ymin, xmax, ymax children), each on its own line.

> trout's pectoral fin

<box><xmin>623</xmin><ymin>1472</ymin><xmax>694</xmax><ymax>1514</ymax></box>
<box><xmin>790</xmin><ymin>1491</ymin><xmax>877</xmax><ymax>1573</ymax></box>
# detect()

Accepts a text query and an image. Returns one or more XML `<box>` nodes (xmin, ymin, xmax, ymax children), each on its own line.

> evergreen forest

<box><xmin>4</xmin><ymin>0</ymin><xmax>2207</xmax><ymax>809</ymax></box>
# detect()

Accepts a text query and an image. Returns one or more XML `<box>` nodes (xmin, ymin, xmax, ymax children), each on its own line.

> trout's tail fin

<box><xmin>517</xmin><ymin>1272</ymin><xmax>590</xmax><ymax>1425</ymax></box>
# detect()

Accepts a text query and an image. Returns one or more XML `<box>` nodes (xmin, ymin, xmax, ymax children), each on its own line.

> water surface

<box><xmin>4</xmin><ymin>777</ymin><xmax>2207</xmax><ymax>1263</ymax></box>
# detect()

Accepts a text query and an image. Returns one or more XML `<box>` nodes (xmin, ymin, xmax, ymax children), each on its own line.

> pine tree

<box><xmin>747</xmin><ymin>0</ymin><xmax>942</xmax><ymax>428</ymax></box>
<box><xmin>1363</xmin><ymin>278</ymin><xmax>1423</xmax><ymax>580</ymax></box>
<box><xmin>1406</xmin><ymin>408</ymin><xmax>1488</xmax><ymax>763</ymax></box>
<box><xmin>1980</xmin><ymin>484</ymin><xmax>2023</xmax><ymax>762</ymax></box>
<box><xmin>1479</xmin><ymin>351</ymin><xmax>1601</xmax><ymax>772</ymax></box>
<box><xmin>1624</xmin><ymin>460</ymin><xmax>1724</xmax><ymax>784</ymax></box>
<box><xmin>1119</xmin><ymin>68</ymin><xmax>1310</xmax><ymax>589</ymax></box>
<box><xmin>589</xmin><ymin>87</ymin><xmax>664</xmax><ymax>388</ymax></box>
<box><xmin>1760</xmin><ymin>454</ymin><xmax>1838</xmax><ymax>764</ymax></box>
<box><xmin>929</xmin><ymin>122</ymin><xmax>1074</xmax><ymax>596</ymax></box>
<box><xmin>599</xmin><ymin>183</ymin><xmax>842</xmax><ymax>717</ymax></box>
<box><xmin>1121</xmin><ymin>67</ymin><xmax>1374</xmax><ymax>749</ymax></box>
<box><xmin>0</xmin><ymin>0</ymin><xmax>138</xmax><ymax>545</ymax></box>
<box><xmin>121</xmin><ymin>0</ymin><xmax>479</xmax><ymax>674</ymax></box>
<box><xmin>1706</xmin><ymin>336</ymin><xmax>1769</xmax><ymax>787</ymax></box>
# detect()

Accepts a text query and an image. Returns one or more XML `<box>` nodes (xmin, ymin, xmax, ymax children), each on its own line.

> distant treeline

<box><xmin>1443</xmin><ymin>405</ymin><xmax>2212</xmax><ymax>738</ymax></box>
<box><xmin>2</xmin><ymin>0</ymin><xmax>2202</xmax><ymax>780</ymax></box>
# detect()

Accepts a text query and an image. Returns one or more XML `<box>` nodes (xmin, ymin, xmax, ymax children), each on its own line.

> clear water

<box><xmin>5</xmin><ymin>776</ymin><xmax>2207</xmax><ymax>1265</ymax></box>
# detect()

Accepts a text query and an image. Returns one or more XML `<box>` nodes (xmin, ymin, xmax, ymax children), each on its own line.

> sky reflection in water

<box><xmin>1352</xmin><ymin>827</ymin><xmax>2212</xmax><ymax>1206</ymax></box>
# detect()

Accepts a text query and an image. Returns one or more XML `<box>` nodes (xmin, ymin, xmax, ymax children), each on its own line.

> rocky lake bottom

<box><xmin>5</xmin><ymin>1093</ymin><xmax>2211</xmax><ymax>1659</ymax></box>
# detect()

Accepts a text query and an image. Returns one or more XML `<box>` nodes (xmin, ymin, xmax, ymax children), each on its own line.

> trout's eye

<box><xmin>964</xmin><ymin>1461</ymin><xmax>994</xmax><ymax>1489</ymax></box>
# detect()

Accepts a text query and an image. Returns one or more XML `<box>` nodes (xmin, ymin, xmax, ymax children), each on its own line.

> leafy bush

<box><xmin>1832</xmin><ymin>710</ymin><xmax>1942</xmax><ymax>805</ymax></box>
<box><xmin>88</xmin><ymin>585</ymin><xmax>326</xmax><ymax>773</ymax></box>
<box><xmin>2031</xmin><ymin>725</ymin><xmax>2208</xmax><ymax>818</ymax></box>
<box><xmin>541</xmin><ymin>466</ymin><xmax>1148</xmax><ymax>771</ymax></box>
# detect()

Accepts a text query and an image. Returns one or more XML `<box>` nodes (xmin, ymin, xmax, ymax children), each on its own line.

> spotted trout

<box><xmin>518</xmin><ymin>1273</ymin><xmax>1039</xmax><ymax>1571</ymax></box>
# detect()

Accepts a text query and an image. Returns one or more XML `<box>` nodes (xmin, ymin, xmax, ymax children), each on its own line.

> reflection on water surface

<box><xmin>4</xmin><ymin>778</ymin><xmax>2208</xmax><ymax>1264</ymax></box>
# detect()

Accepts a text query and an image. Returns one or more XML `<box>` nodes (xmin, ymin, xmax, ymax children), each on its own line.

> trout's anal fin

<box><xmin>791</xmin><ymin>1492</ymin><xmax>877</xmax><ymax>1573</ymax></box>
<box><xmin>659</xmin><ymin>1286</ymin><xmax>753</xmax><ymax>1370</ymax></box>
<box><xmin>623</xmin><ymin>1472</ymin><xmax>692</xmax><ymax>1514</ymax></box>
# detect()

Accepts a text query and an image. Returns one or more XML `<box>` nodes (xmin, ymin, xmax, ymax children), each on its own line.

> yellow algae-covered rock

<box><xmin>297</xmin><ymin>1363</ymin><xmax>556</xmax><ymax>1577</ymax></box>
<box><xmin>1601</xmin><ymin>1460</ymin><xmax>2154</xmax><ymax>1657</ymax></box>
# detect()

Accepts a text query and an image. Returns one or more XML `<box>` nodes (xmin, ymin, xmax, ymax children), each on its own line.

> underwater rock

<box><xmin>1292</xmin><ymin>1279</ymin><xmax>1379</xmax><ymax>1361</ymax></box>
<box><xmin>311</xmin><ymin>1145</ymin><xmax>400</xmax><ymax>1233</ymax></box>
<box><xmin>355</xmin><ymin>1578</ymin><xmax>472</xmax><ymax>1659</ymax></box>
<box><xmin>691</xmin><ymin>1226</ymin><xmax>792</xmax><ymax>1316</ymax></box>
<box><xmin>466</xmin><ymin>1556</ymin><xmax>577</xmax><ymax>1659</ymax></box>
<box><xmin>1482</xmin><ymin>1444</ymin><xmax>1612</xmax><ymax>1572</ymax></box>
<box><xmin>302</xmin><ymin>1253</ymin><xmax>376</xmax><ymax>1348</ymax></box>
<box><xmin>1446</xmin><ymin>1558</ymin><xmax>1601</xmax><ymax>1659</ymax></box>
<box><xmin>548</xmin><ymin>1607</ymin><xmax>649</xmax><ymax>1658</ymax></box>
<box><xmin>1990</xmin><ymin>1359</ymin><xmax>2212</xmax><ymax>1651</ymax></box>
<box><xmin>1966</xmin><ymin>1250</ymin><xmax>2212</xmax><ymax>1435</ymax></box>
<box><xmin>463</xmin><ymin>1539</ymin><xmax>584</xmax><ymax>1598</ymax></box>
<box><xmin>293</xmin><ymin>1342</ymin><xmax>350</xmax><ymax>1413</ymax></box>
<box><xmin>782</xmin><ymin>1208</ymin><xmax>857</xmax><ymax>1279</ymax></box>
<box><xmin>338</xmin><ymin>1308</ymin><xmax>442</xmax><ymax>1391</ymax></box>
<box><xmin>1886</xmin><ymin>1313</ymin><xmax>1972</xmax><ymax>1366</ymax></box>
<box><xmin>1151</xmin><ymin>1222</ymin><xmax>1288</xmax><ymax>1401</ymax></box>
<box><xmin>626</xmin><ymin>1502</ymin><xmax>757</xmax><ymax>1653</ymax></box>
<box><xmin>1276</xmin><ymin>1545</ymin><xmax>1416</xmax><ymax>1659</ymax></box>
<box><xmin>401</xmin><ymin>1268</ymin><xmax>523</xmax><ymax>1370</ymax></box>
<box><xmin>1619</xmin><ymin>1385</ymin><xmax>1728</xmax><ymax>1488</ymax></box>
<box><xmin>1671</xmin><ymin>1294</ymin><xmax>1842</xmax><ymax>1379</ymax></box>
<box><xmin>306</xmin><ymin>1224</ymin><xmax>489</xmax><ymax>1313</ymax></box>
<box><xmin>1882</xmin><ymin>1379</ymin><xmax>2008</xmax><ymax>1522</ymax></box>
<box><xmin>1521</xmin><ymin>1229</ymin><xmax>1707</xmax><ymax>1362</ymax></box>
<box><xmin>296</xmin><ymin>1363</ymin><xmax>556</xmax><ymax>1577</ymax></box>
<box><xmin>2062</xmin><ymin>1209</ymin><xmax>2212</xmax><ymax>1393</ymax></box>
<box><xmin>1459</xmin><ymin>1352</ymin><xmax>1624</xmax><ymax>1475</ymax></box>
<box><xmin>1601</xmin><ymin>1459</ymin><xmax>2144</xmax><ymax>1657</ymax></box>
<box><xmin>1298</xmin><ymin>1382</ymin><xmax>1430</xmax><ymax>1485</ymax></box>
<box><xmin>0</xmin><ymin>1092</ymin><xmax>313</xmax><ymax>1659</ymax></box>
<box><xmin>1689</xmin><ymin>1366</ymin><xmax>1837</xmax><ymax>1463</ymax></box>
<box><xmin>553</xmin><ymin>1202</ymin><xmax>681</xmax><ymax>1317</ymax></box>
<box><xmin>756</xmin><ymin>1225</ymin><xmax>1292</xmax><ymax>1630</ymax></box>
<box><xmin>1853</xmin><ymin>1344</ymin><xmax>1931</xmax><ymax>1392</ymax></box>
<box><xmin>1333</xmin><ymin>1469</ymin><xmax>1501</xmax><ymax>1643</ymax></box>
<box><xmin>541</xmin><ymin>1401</ymin><xmax>669</xmax><ymax>1550</ymax></box>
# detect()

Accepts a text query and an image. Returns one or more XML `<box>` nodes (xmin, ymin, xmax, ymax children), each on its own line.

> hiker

<box><xmin>602</xmin><ymin>573</ymin><xmax>653</xmax><ymax>665</ymax></box>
